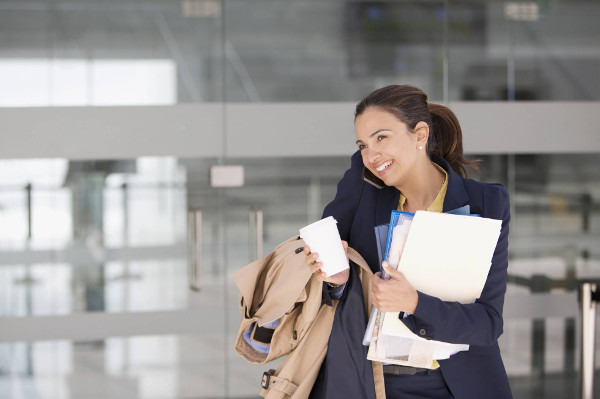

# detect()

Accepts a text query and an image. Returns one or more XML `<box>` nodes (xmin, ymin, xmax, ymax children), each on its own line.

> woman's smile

<box><xmin>375</xmin><ymin>160</ymin><xmax>394</xmax><ymax>174</ymax></box>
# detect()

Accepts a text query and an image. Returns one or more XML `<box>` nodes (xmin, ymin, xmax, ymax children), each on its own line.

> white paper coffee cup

<box><xmin>299</xmin><ymin>216</ymin><xmax>349</xmax><ymax>277</ymax></box>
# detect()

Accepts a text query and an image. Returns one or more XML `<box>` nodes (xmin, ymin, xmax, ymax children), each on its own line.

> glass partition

<box><xmin>1</xmin><ymin>0</ymin><xmax>600</xmax><ymax>398</ymax></box>
<box><xmin>1</xmin><ymin>0</ymin><xmax>599</xmax><ymax>106</ymax></box>
<box><xmin>510</xmin><ymin>3</ymin><xmax>600</xmax><ymax>101</ymax></box>
<box><xmin>1</xmin><ymin>153</ymin><xmax>600</xmax><ymax>398</ymax></box>
<box><xmin>0</xmin><ymin>0</ymin><xmax>223</xmax><ymax>106</ymax></box>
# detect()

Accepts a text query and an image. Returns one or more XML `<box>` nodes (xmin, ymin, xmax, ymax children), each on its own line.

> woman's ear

<box><xmin>414</xmin><ymin>121</ymin><xmax>429</xmax><ymax>148</ymax></box>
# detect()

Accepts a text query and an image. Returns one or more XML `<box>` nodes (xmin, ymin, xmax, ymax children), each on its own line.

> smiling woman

<box><xmin>304</xmin><ymin>85</ymin><xmax>513</xmax><ymax>398</ymax></box>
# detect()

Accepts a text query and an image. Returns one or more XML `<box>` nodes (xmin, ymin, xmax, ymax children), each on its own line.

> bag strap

<box><xmin>347</xmin><ymin>247</ymin><xmax>372</xmax><ymax>274</ymax></box>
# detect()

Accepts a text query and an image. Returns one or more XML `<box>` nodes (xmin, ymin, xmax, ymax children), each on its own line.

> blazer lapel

<box><xmin>375</xmin><ymin>186</ymin><xmax>400</xmax><ymax>226</ymax></box>
<box><xmin>431</xmin><ymin>155</ymin><xmax>470</xmax><ymax>213</ymax></box>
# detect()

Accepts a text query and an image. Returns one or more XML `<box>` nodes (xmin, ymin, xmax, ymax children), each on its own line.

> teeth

<box><xmin>376</xmin><ymin>161</ymin><xmax>392</xmax><ymax>172</ymax></box>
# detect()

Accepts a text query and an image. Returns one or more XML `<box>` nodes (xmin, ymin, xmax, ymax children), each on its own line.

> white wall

<box><xmin>0</xmin><ymin>102</ymin><xmax>599</xmax><ymax>160</ymax></box>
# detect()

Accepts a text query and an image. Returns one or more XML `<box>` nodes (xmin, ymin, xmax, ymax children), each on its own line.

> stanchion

<box><xmin>580</xmin><ymin>283</ymin><xmax>599</xmax><ymax>399</ymax></box>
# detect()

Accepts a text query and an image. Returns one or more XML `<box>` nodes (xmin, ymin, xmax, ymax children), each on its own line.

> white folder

<box><xmin>397</xmin><ymin>210</ymin><xmax>501</xmax><ymax>303</ymax></box>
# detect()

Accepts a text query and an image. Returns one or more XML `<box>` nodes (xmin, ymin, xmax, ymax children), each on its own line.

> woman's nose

<box><xmin>366</xmin><ymin>148</ymin><xmax>380</xmax><ymax>164</ymax></box>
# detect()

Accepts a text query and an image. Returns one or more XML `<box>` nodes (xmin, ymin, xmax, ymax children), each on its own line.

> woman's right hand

<box><xmin>303</xmin><ymin>241</ymin><xmax>350</xmax><ymax>287</ymax></box>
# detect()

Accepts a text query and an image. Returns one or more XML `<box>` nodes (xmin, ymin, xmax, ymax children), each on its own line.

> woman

<box><xmin>304</xmin><ymin>85</ymin><xmax>512</xmax><ymax>398</ymax></box>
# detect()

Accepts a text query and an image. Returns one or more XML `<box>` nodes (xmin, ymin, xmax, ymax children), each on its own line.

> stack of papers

<box><xmin>364</xmin><ymin>208</ymin><xmax>502</xmax><ymax>368</ymax></box>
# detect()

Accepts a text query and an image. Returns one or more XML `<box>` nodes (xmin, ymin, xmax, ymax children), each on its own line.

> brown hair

<box><xmin>354</xmin><ymin>85</ymin><xmax>478</xmax><ymax>178</ymax></box>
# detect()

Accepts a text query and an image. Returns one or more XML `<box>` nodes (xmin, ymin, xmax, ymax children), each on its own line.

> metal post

<box><xmin>111</xmin><ymin>182</ymin><xmax>141</xmax><ymax>285</ymax></box>
<box><xmin>122</xmin><ymin>183</ymin><xmax>129</xmax><ymax>246</ymax></box>
<box><xmin>188</xmin><ymin>209</ymin><xmax>202</xmax><ymax>291</ymax></box>
<box><xmin>24</xmin><ymin>183</ymin><xmax>33</xmax><ymax>376</ymax></box>
<box><xmin>580</xmin><ymin>283</ymin><xmax>597</xmax><ymax>399</ymax></box>
<box><xmin>308</xmin><ymin>177</ymin><xmax>321</xmax><ymax>224</ymax></box>
<box><xmin>582</xmin><ymin>193</ymin><xmax>592</xmax><ymax>233</ymax></box>
<box><xmin>25</xmin><ymin>183</ymin><xmax>32</xmax><ymax>241</ymax></box>
<box><xmin>530</xmin><ymin>274</ymin><xmax>550</xmax><ymax>379</ymax></box>
<box><xmin>249</xmin><ymin>207</ymin><xmax>263</xmax><ymax>261</ymax></box>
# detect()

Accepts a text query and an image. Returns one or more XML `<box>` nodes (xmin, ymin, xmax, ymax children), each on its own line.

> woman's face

<box><xmin>355</xmin><ymin>107</ymin><xmax>421</xmax><ymax>189</ymax></box>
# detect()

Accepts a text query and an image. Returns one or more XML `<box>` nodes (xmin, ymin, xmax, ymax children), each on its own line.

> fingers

<box><xmin>370</xmin><ymin>266</ymin><xmax>416</xmax><ymax>313</ymax></box>
<box><xmin>303</xmin><ymin>246</ymin><xmax>326</xmax><ymax>279</ymax></box>
<box><xmin>303</xmin><ymin>245</ymin><xmax>318</xmax><ymax>267</ymax></box>
<box><xmin>310</xmin><ymin>260</ymin><xmax>324</xmax><ymax>275</ymax></box>
<box><xmin>371</xmin><ymin>272</ymin><xmax>385</xmax><ymax>306</ymax></box>
<box><xmin>313</xmin><ymin>269</ymin><xmax>327</xmax><ymax>281</ymax></box>
<box><xmin>371</xmin><ymin>282</ymin><xmax>383</xmax><ymax>310</ymax></box>
<box><xmin>341</xmin><ymin>240</ymin><xmax>349</xmax><ymax>261</ymax></box>
<box><xmin>371</xmin><ymin>272</ymin><xmax>383</xmax><ymax>293</ymax></box>
<box><xmin>382</xmin><ymin>262</ymin><xmax>403</xmax><ymax>280</ymax></box>
<box><xmin>302</xmin><ymin>245</ymin><xmax>311</xmax><ymax>256</ymax></box>
<box><xmin>302</xmin><ymin>244</ymin><xmax>349</xmax><ymax>285</ymax></box>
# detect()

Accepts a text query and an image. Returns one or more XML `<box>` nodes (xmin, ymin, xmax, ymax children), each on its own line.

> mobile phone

<box><xmin>361</xmin><ymin>167</ymin><xmax>385</xmax><ymax>189</ymax></box>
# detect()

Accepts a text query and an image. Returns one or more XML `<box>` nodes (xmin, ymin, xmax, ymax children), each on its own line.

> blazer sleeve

<box><xmin>410</xmin><ymin>184</ymin><xmax>510</xmax><ymax>347</ymax></box>
<box><xmin>322</xmin><ymin>151</ymin><xmax>366</xmax><ymax>241</ymax></box>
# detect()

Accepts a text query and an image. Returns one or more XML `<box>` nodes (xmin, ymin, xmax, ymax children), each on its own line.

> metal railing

<box><xmin>579</xmin><ymin>283</ymin><xmax>599</xmax><ymax>399</ymax></box>
<box><xmin>249</xmin><ymin>207</ymin><xmax>263</xmax><ymax>261</ymax></box>
<box><xmin>188</xmin><ymin>209</ymin><xmax>202</xmax><ymax>291</ymax></box>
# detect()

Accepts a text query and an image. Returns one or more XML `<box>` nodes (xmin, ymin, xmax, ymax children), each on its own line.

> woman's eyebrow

<box><xmin>355</xmin><ymin>129</ymin><xmax>392</xmax><ymax>144</ymax></box>
<box><xmin>369</xmin><ymin>128</ymin><xmax>392</xmax><ymax>137</ymax></box>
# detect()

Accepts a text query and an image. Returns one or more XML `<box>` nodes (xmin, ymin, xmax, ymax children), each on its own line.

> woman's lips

<box><xmin>375</xmin><ymin>160</ymin><xmax>393</xmax><ymax>175</ymax></box>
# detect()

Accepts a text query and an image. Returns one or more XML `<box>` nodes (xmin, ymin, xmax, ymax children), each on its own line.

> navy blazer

<box><xmin>322</xmin><ymin>151</ymin><xmax>513</xmax><ymax>399</ymax></box>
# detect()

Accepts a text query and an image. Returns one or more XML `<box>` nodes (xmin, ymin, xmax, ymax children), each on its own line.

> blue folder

<box><xmin>373</xmin><ymin>205</ymin><xmax>472</xmax><ymax>274</ymax></box>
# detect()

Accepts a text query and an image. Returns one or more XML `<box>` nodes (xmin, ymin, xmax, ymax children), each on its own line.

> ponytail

<box><xmin>427</xmin><ymin>103</ymin><xmax>479</xmax><ymax>178</ymax></box>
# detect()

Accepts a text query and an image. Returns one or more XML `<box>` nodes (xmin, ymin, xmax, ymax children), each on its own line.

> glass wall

<box><xmin>477</xmin><ymin>154</ymin><xmax>600</xmax><ymax>398</ymax></box>
<box><xmin>1</xmin><ymin>153</ymin><xmax>599</xmax><ymax>398</ymax></box>
<box><xmin>1</xmin><ymin>0</ymin><xmax>599</xmax><ymax>105</ymax></box>
<box><xmin>1</xmin><ymin>1</ymin><xmax>599</xmax><ymax>398</ymax></box>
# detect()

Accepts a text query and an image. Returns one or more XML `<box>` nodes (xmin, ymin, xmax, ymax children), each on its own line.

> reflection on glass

<box><xmin>0</xmin><ymin>336</ymin><xmax>231</xmax><ymax>399</ymax></box>
<box><xmin>1</xmin><ymin>1</ymin><xmax>599</xmax><ymax>103</ymax></box>
<box><xmin>1</xmin><ymin>151</ymin><xmax>600</xmax><ymax>397</ymax></box>
<box><xmin>0</xmin><ymin>157</ymin><xmax>189</xmax><ymax>316</ymax></box>
<box><xmin>510</xmin><ymin>3</ymin><xmax>600</xmax><ymax>101</ymax></box>
<box><xmin>447</xmin><ymin>1</ymin><xmax>509</xmax><ymax>101</ymax></box>
<box><xmin>0</xmin><ymin>1</ymin><xmax>223</xmax><ymax>105</ymax></box>
<box><xmin>0</xmin><ymin>59</ymin><xmax>176</xmax><ymax>107</ymax></box>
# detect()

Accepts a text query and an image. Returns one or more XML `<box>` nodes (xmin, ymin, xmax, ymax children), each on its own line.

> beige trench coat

<box><xmin>233</xmin><ymin>236</ymin><xmax>385</xmax><ymax>398</ymax></box>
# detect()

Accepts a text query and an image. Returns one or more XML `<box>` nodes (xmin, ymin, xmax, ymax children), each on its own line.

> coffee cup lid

<box><xmin>299</xmin><ymin>216</ymin><xmax>337</xmax><ymax>237</ymax></box>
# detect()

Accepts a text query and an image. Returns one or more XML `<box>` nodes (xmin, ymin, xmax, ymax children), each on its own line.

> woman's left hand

<box><xmin>371</xmin><ymin>261</ymin><xmax>419</xmax><ymax>314</ymax></box>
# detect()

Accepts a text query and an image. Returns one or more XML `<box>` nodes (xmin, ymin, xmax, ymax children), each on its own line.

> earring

<box><xmin>419</xmin><ymin>145</ymin><xmax>423</xmax><ymax>150</ymax></box>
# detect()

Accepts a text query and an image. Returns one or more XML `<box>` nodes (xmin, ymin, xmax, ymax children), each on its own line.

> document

<box><xmin>368</xmin><ymin>312</ymin><xmax>469</xmax><ymax>368</ymax></box>
<box><xmin>394</xmin><ymin>211</ymin><xmax>501</xmax><ymax>304</ymax></box>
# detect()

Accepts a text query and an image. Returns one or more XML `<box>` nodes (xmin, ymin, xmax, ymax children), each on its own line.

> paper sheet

<box><xmin>397</xmin><ymin>211</ymin><xmax>502</xmax><ymax>304</ymax></box>
<box><xmin>380</xmin><ymin>313</ymin><xmax>469</xmax><ymax>359</ymax></box>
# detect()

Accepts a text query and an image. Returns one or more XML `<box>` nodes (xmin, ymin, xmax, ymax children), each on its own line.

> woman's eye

<box><xmin>358</xmin><ymin>144</ymin><xmax>367</xmax><ymax>150</ymax></box>
<box><xmin>377</xmin><ymin>135</ymin><xmax>387</xmax><ymax>142</ymax></box>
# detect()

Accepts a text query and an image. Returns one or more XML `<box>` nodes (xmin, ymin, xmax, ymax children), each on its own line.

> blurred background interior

<box><xmin>0</xmin><ymin>0</ymin><xmax>599</xmax><ymax>398</ymax></box>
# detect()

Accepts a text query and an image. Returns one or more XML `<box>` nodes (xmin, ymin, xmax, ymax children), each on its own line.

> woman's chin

<box><xmin>380</xmin><ymin>177</ymin><xmax>393</xmax><ymax>187</ymax></box>
<box><xmin>381</xmin><ymin>174</ymin><xmax>400</xmax><ymax>188</ymax></box>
